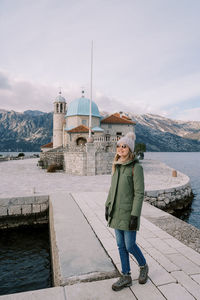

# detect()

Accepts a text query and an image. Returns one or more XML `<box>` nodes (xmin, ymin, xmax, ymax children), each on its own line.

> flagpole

<box><xmin>89</xmin><ymin>40</ymin><xmax>93</xmax><ymax>139</ymax></box>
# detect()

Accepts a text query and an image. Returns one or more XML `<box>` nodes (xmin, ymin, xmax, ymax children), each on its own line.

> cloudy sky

<box><xmin>1</xmin><ymin>0</ymin><xmax>200</xmax><ymax>121</ymax></box>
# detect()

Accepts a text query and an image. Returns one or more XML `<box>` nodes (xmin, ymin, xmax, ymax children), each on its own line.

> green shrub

<box><xmin>47</xmin><ymin>164</ymin><xmax>62</xmax><ymax>172</ymax></box>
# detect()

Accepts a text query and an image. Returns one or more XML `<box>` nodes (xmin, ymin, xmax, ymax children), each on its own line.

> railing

<box><xmin>93</xmin><ymin>136</ymin><xmax>119</xmax><ymax>142</ymax></box>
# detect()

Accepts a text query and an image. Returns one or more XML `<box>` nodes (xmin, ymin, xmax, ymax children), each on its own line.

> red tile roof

<box><xmin>41</xmin><ymin>142</ymin><xmax>53</xmax><ymax>148</ymax></box>
<box><xmin>101</xmin><ymin>113</ymin><xmax>136</xmax><ymax>125</ymax></box>
<box><xmin>67</xmin><ymin>125</ymin><xmax>90</xmax><ymax>133</ymax></box>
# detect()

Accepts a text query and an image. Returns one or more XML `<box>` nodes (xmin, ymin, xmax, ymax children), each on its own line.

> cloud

<box><xmin>175</xmin><ymin>107</ymin><xmax>200</xmax><ymax>121</ymax></box>
<box><xmin>0</xmin><ymin>71</ymin><xmax>11</xmax><ymax>90</ymax></box>
<box><xmin>1</xmin><ymin>0</ymin><xmax>200</xmax><ymax>121</ymax></box>
<box><xmin>0</xmin><ymin>71</ymin><xmax>57</xmax><ymax>112</ymax></box>
<box><xmin>1</xmin><ymin>70</ymin><xmax>200</xmax><ymax>122</ymax></box>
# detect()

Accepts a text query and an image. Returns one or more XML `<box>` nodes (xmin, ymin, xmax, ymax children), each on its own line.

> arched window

<box><xmin>56</xmin><ymin>103</ymin><xmax>59</xmax><ymax>113</ymax></box>
<box><xmin>76</xmin><ymin>137</ymin><xmax>87</xmax><ymax>146</ymax></box>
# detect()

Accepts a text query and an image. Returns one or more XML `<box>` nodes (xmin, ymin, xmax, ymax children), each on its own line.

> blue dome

<box><xmin>66</xmin><ymin>97</ymin><xmax>100</xmax><ymax>117</ymax></box>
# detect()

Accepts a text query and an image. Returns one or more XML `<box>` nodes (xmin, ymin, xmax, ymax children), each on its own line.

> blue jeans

<box><xmin>115</xmin><ymin>229</ymin><xmax>146</xmax><ymax>275</ymax></box>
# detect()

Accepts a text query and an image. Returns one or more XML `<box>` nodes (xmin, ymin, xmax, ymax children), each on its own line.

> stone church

<box><xmin>40</xmin><ymin>91</ymin><xmax>136</xmax><ymax>175</ymax></box>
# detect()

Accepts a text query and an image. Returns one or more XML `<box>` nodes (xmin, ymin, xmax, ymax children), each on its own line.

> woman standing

<box><xmin>105</xmin><ymin>132</ymin><xmax>148</xmax><ymax>291</ymax></box>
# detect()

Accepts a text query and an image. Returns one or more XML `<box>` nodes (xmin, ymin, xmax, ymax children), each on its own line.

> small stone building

<box><xmin>40</xmin><ymin>91</ymin><xmax>136</xmax><ymax>175</ymax></box>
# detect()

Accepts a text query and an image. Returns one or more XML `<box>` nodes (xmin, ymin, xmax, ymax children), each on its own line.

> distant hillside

<box><xmin>0</xmin><ymin>110</ymin><xmax>53</xmax><ymax>151</ymax></box>
<box><xmin>131</xmin><ymin>114</ymin><xmax>200</xmax><ymax>151</ymax></box>
<box><xmin>0</xmin><ymin>110</ymin><xmax>200</xmax><ymax>152</ymax></box>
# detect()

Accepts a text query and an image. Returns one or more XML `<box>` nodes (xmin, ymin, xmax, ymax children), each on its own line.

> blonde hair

<box><xmin>112</xmin><ymin>150</ymin><xmax>134</xmax><ymax>175</ymax></box>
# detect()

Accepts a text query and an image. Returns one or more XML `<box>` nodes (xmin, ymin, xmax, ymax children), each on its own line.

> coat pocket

<box><xmin>119</xmin><ymin>203</ymin><xmax>132</xmax><ymax>220</ymax></box>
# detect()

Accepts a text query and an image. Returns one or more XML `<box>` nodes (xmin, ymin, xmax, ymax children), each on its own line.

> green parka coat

<box><xmin>105</xmin><ymin>157</ymin><xmax>144</xmax><ymax>231</ymax></box>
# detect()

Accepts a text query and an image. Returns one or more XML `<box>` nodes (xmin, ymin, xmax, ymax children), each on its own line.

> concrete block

<box><xmin>0</xmin><ymin>287</ymin><xmax>65</xmax><ymax>300</ymax></box>
<box><xmin>8</xmin><ymin>205</ymin><xmax>21</xmax><ymax>215</ymax></box>
<box><xmin>137</xmin><ymin>235</ymin><xmax>155</xmax><ymax>251</ymax></box>
<box><xmin>166</xmin><ymin>253</ymin><xmax>200</xmax><ymax>275</ymax></box>
<box><xmin>65</xmin><ymin>278</ymin><xmax>135</xmax><ymax>300</ymax></box>
<box><xmin>177</xmin><ymin>246</ymin><xmax>200</xmax><ymax>266</ymax></box>
<box><xmin>158</xmin><ymin>282</ymin><xmax>195</xmax><ymax>300</ymax></box>
<box><xmin>171</xmin><ymin>270</ymin><xmax>200</xmax><ymax>300</ymax></box>
<box><xmin>130</xmin><ymin>278</ymin><xmax>166</xmax><ymax>300</ymax></box>
<box><xmin>32</xmin><ymin>204</ymin><xmax>41</xmax><ymax>213</ymax></box>
<box><xmin>191</xmin><ymin>274</ymin><xmax>200</xmax><ymax>285</ymax></box>
<box><xmin>22</xmin><ymin>204</ymin><xmax>32</xmax><ymax>215</ymax></box>
<box><xmin>145</xmin><ymin>253</ymin><xmax>176</xmax><ymax>286</ymax></box>
<box><xmin>146</xmin><ymin>237</ymin><xmax>178</xmax><ymax>254</ymax></box>
<box><xmin>147</xmin><ymin>247</ymin><xmax>180</xmax><ymax>272</ymax></box>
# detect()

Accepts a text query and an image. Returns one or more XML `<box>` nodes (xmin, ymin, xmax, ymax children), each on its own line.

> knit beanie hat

<box><xmin>117</xmin><ymin>132</ymin><xmax>136</xmax><ymax>153</ymax></box>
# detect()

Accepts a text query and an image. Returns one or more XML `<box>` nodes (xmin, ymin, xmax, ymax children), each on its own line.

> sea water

<box><xmin>145</xmin><ymin>152</ymin><xmax>200</xmax><ymax>230</ymax></box>
<box><xmin>0</xmin><ymin>224</ymin><xmax>52</xmax><ymax>296</ymax></box>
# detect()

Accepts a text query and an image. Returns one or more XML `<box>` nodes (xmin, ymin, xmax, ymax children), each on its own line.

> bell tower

<box><xmin>53</xmin><ymin>91</ymin><xmax>67</xmax><ymax>148</ymax></box>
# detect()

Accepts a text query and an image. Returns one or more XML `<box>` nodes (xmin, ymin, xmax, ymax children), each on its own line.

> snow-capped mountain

<box><xmin>131</xmin><ymin>113</ymin><xmax>200</xmax><ymax>151</ymax></box>
<box><xmin>0</xmin><ymin>110</ymin><xmax>53</xmax><ymax>151</ymax></box>
<box><xmin>0</xmin><ymin>110</ymin><xmax>199</xmax><ymax>152</ymax></box>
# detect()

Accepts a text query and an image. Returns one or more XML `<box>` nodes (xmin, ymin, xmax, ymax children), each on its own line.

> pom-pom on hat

<box><xmin>117</xmin><ymin>132</ymin><xmax>136</xmax><ymax>153</ymax></box>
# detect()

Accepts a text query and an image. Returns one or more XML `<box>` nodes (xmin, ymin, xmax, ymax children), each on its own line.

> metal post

<box><xmin>89</xmin><ymin>40</ymin><xmax>93</xmax><ymax>139</ymax></box>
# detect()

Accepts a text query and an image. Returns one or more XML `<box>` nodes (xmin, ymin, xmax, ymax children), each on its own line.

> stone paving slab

<box><xmin>165</xmin><ymin>253</ymin><xmax>200</xmax><ymax>275</ymax></box>
<box><xmin>191</xmin><ymin>274</ymin><xmax>200</xmax><ymax>285</ymax></box>
<box><xmin>130</xmin><ymin>279</ymin><xmax>166</xmax><ymax>300</ymax></box>
<box><xmin>65</xmin><ymin>278</ymin><xmax>136</xmax><ymax>300</ymax></box>
<box><xmin>0</xmin><ymin>287</ymin><xmax>66</xmax><ymax>300</ymax></box>
<box><xmin>158</xmin><ymin>283</ymin><xmax>195</xmax><ymax>300</ymax></box>
<box><xmin>170</xmin><ymin>271</ymin><xmax>200</xmax><ymax>300</ymax></box>
<box><xmin>72</xmin><ymin>191</ymin><xmax>200</xmax><ymax>300</ymax></box>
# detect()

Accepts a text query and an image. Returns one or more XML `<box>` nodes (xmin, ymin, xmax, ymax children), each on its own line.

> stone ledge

<box><xmin>49</xmin><ymin>192</ymin><xmax>118</xmax><ymax>286</ymax></box>
<box><xmin>142</xmin><ymin>202</ymin><xmax>200</xmax><ymax>253</ymax></box>
<box><xmin>0</xmin><ymin>195</ymin><xmax>49</xmax><ymax>229</ymax></box>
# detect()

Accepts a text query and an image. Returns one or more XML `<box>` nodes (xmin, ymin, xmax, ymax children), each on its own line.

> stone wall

<box><xmin>144</xmin><ymin>183</ymin><xmax>193</xmax><ymax>213</ymax></box>
<box><xmin>64</xmin><ymin>151</ymin><xmax>87</xmax><ymax>175</ymax></box>
<box><xmin>63</xmin><ymin>142</ymin><xmax>116</xmax><ymax>176</ymax></box>
<box><xmin>0</xmin><ymin>195</ymin><xmax>49</xmax><ymax>229</ymax></box>
<box><xmin>39</xmin><ymin>149</ymin><xmax>64</xmax><ymax>169</ymax></box>
<box><xmin>95</xmin><ymin>151</ymin><xmax>115</xmax><ymax>175</ymax></box>
<box><xmin>101</xmin><ymin>123</ymin><xmax>134</xmax><ymax>136</ymax></box>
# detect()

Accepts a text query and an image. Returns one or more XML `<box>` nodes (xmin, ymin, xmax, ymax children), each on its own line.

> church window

<box><xmin>76</xmin><ymin>137</ymin><xmax>87</xmax><ymax>146</ymax></box>
<box><xmin>60</xmin><ymin>103</ymin><xmax>63</xmax><ymax>112</ymax></box>
<box><xmin>56</xmin><ymin>103</ymin><xmax>59</xmax><ymax>113</ymax></box>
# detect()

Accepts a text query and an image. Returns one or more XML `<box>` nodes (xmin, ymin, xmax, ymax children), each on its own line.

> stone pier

<box><xmin>0</xmin><ymin>158</ymin><xmax>199</xmax><ymax>300</ymax></box>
